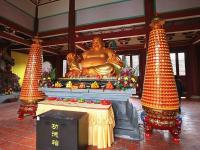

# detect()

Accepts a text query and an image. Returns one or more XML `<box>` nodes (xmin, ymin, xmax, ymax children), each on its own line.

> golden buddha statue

<box><xmin>66</xmin><ymin>36</ymin><xmax>123</xmax><ymax>77</ymax></box>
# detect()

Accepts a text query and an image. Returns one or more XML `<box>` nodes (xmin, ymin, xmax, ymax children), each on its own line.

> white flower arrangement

<box><xmin>42</xmin><ymin>61</ymin><xmax>52</xmax><ymax>73</ymax></box>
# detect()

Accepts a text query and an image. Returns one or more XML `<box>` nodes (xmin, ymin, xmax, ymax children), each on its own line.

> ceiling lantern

<box><xmin>18</xmin><ymin>37</ymin><xmax>45</xmax><ymax>120</ymax></box>
<box><xmin>141</xmin><ymin>17</ymin><xmax>182</xmax><ymax>142</ymax></box>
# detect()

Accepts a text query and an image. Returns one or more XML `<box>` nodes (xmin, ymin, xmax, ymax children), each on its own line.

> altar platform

<box><xmin>0</xmin><ymin>92</ymin><xmax>19</xmax><ymax>103</ymax></box>
<box><xmin>40</xmin><ymin>88</ymin><xmax>140</xmax><ymax>140</ymax></box>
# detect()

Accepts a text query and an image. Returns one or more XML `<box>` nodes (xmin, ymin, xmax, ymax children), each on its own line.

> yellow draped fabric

<box><xmin>36</xmin><ymin>102</ymin><xmax>115</xmax><ymax>149</ymax></box>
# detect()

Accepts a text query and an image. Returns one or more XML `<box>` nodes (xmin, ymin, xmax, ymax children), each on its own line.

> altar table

<box><xmin>36</xmin><ymin>100</ymin><xmax>115</xmax><ymax>149</ymax></box>
<box><xmin>40</xmin><ymin>88</ymin><xmax>140</xmax><ymax>140</ymax></box>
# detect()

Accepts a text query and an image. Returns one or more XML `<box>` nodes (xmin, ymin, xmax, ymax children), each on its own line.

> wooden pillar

<box><xmin>130</xmin><ymin>55</ymin><xmax>133</xmax><ymax>68</ymax></box>
<box><xmin>55</xmin><ymin>56</ymin><xmax>62</xmax><ymax>77</ymax></box>
<box><xmin>197</xmin><ymin>46</ymin><xmax>200</xmax><ymax>96</ymax></box>
<box><xmin>139</xmin><ymin>0</ymin><xmax>156</xmax><ymax>97</ymax></box>
<box><xmin>34</xmin><ymin>5</ymin><xmax>39</xmax><ymax>36</ymax></box>
<box><xmin>187</xmin><ymin>45</ymin><xmax>200</xmax><ymax>97</ymax></box>
<box><xmin>144</xmin><ymin>0</ymin><xmax>155</xmax><ymax>47</ymax></box>
<box><xmin>68</xmin><ymin>0</ymin><xmax>75</xmax><ymax>53</ymax></box>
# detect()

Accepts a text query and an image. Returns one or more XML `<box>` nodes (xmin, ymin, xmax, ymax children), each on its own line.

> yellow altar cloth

<box><xmin>36</xmin><ymin>100</ymin><xmax>115</xmax><ymax>149</ymax></box>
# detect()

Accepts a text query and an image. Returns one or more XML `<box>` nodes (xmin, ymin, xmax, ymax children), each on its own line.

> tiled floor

<box><xmin>0</xmin><ymin>99</ymin><xmax>200</xmax><ymax>150</ymax></box>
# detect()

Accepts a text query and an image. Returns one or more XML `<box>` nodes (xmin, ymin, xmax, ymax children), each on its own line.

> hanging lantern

<box><xmin>18</xmin><ymin>37</ymin><xmax>45</xmax><ymax>119</ymax></box>
<box><xmin>141</xmin><ymin>17</ymin><xmax>182</xmax><ymax>142</ymax></box>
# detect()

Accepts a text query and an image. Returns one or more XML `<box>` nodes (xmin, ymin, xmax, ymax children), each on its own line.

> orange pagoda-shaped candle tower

<box><xmin>141</xmin><ymin>17</ymin><xmax>182</xmax><ymax>141</ymax></box>
<box><xmin>18</xmin><ymin>37</ymin><xmax>45</xmax><ymax>119</ymax></box>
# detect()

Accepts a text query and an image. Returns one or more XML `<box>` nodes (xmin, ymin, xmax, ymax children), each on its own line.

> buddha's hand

<box><xmin>67</xmin><ymin>53</ymin><xmax>76</xmax><ymax>63</ymax></box>
<box><xmin>66</xmin><ymin>69</ymin><xmax>81</xmax><ymax>78</ymax></box>
<box><xmin>81</xmin><ymin>68</ymin><xmax>90</xmax><ymax>77</ymax></box>
<box><xmin>107</xmin><ymin>55</ymin><xmax>123</xmax><ymax>68</ymax></box>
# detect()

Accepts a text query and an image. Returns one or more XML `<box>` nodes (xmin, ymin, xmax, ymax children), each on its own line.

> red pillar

<box><xmin>68</xmin><ymin>0</ymin><xmax>75</xmax><ymax>52</ymax></box>
<box><xmin>139</xmin><ymin>0</ymin><xmax>156</xmax><ymax>96</ymax></box>
<box><xmin>144</xmin><ymin>0</ymin><xmax>155</xmax><ymax>47</ymax></box>
<box><xmin>34</xmin><ymin>5</ymin><xmax>39</xmax><ymax>36</ymax></box>
<box><xmin>187</xmin><ymin>45</ymin><xmax>200</xmax><ymax>97</ymax></box>
<box><xmin>65</xmin><ymin>0</ymin><xmax>76</xmax><ymax>76</ymax></box>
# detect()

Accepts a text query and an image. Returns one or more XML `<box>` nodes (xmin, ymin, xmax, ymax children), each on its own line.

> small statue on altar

<box><xmin>66</xmin><ymin>36</ymin><xmax>123</xmax><ymax>77</ymax></box>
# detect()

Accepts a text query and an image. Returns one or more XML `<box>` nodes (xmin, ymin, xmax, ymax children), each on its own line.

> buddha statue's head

<box><xmin>92</xmin><ymin>36</ymin><xmax>104</xmax><ymax>51</ymax></box>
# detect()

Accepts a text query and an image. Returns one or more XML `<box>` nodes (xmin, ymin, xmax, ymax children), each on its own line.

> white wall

<box><xmin>39</xmin><ymin>13</ymin><xmax>69</xmax><ymax>32</ymax></box>
<box><xmin>76</xmin><ymin>0</ymin><xmax>144</xmax><ymax>26</ymax></box>
<box><xmin>39</xmin><ymin>0</ymin><xmax>144</xmax><ymax>32</ymax></box>
<box><xmin>6</xmin><ymin>0</ymin><xmax>35</xmax><ymax>17</ymax></box>
<box><xmin>38</xmin><ymin>0</ymin><xmax>69</xmax><ymax>19</ymax></box>
<box><xmin>38</xmin><ymin>0</ymin><xmax>129</xmax><ymax>19</ymax></box>
<box><xmin>75</xmin><ymin>0</ymin><xmax>126</xmax><ymax>10</ymax></box>
<box><xmin>156</xmin><ymin>0</ymin><xmax>200</xmax><ymax>13</ymax></box>
<box><xmin>0</xmin><ymin>0</ymin><xmax>34</xmax><ymax>31</ymax></box>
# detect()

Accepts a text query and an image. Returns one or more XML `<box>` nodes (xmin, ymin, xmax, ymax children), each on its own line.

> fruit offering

<box><xmin>4</xmin><ymin>87</ymin><xmax>13</xmax><ymax>95</ymax></box>
<box><xmin>47</xmin><ymin>97</ymin><xmax>57</xmax><ymax>100</ymax></box>
<box><xmin>94</xmin><ymin>100</ymin><xmax>100</xmax><ymax>104</ymax></box>
<box><xmin>63</xmin><ymin>98</ymin><xmax>69</xmax><ymax>102</ymax></box>
<box><xmin>66</xmin><ymin>81</ymin><xmax>73</xmax><ymax>88</ymax></box>
<box><xmin>100</xmin><ymin>99</ymin><xmax>112</xmax><ymax>105</ymax></box>
<box><xmin>91</xmin><ymin>81</ymin><xmax>100</xmax><ymax>89</ymax></box>
<box><xmin>79</xmin><ymin>82</ymin><xmax>86</xmax><ymax>89</ymax></box>
<box><xmin>106</xmin><ymin>81</ymin><xmax>114</xmax><ymax>89</ymax></box>
<box><xmin>55</xmin><ymin>81</ymin><xmax>63</xmax><ymax>88</ymax></box>
<box><xmin>78</xmin><ymin>98</ymin><xmax>85</xmax><ymax>103</ymax></box>
<box><xmin>56</xmin><ymin>98</ymin><xmax>62</xmax><ymax>101</ymax></box>
<box><xmin>86</xmin><ymin>100</ymin><xmax>93</xmax><ymax>104</ymax></box>
<box><xmin>69</xmin><ymin>98</ymin><xmax>77</xmax><ymax>102</ymax></box>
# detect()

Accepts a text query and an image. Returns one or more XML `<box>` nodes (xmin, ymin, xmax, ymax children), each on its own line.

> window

<box><xmin>170</xmin><ymin>53</ymin><xmax>176</xmax><ymax>75</ymax></box>
<box><xmin>178</xmin><ymin>53</ymin><xmax>186</xmax><ymax>76</ymax></box>
<box><xmin>132</xmin><ymin>55</ymin><xmax>140</xmax><ymax>76</ymax></box>
<box><xmin>170</xmin><ymin>52</ymin><xmax>186</xmax><ymax>76</ymax></box>
<box><xmin>63</xmin><ymin>60</ymin><xmax>67</xmax><ymax>77</ymax></box>
<box><xmin>125</xmin><ymin>55</ymin><xmax>131</xmax><ymax>67</ymax></box>
<box><xmin>119</xmin><ymin>54</ymin><xmax>140</xmax><ymax>76</ymax></box>
<box><xmin>119</xmin><ymin>55</ymin><xmax>123</xmax><ymax>60</ymax></box>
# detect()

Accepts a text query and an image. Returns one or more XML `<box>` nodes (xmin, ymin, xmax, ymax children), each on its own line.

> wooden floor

<box><xmin>0</xmin><ymin>99</ymin><xmax>200</xmax><ymax>150</ymax></box>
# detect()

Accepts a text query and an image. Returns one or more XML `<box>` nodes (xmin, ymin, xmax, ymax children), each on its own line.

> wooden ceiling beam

<box><xmin>116</xmin><ymin>41</ymin><xmax>190</xmax><ymax>55</ymax></box>
<box><xmin>192</xmin><ymin>39</ymin><xmax>200</xmax><ymax>45</ymax></box>
<box><xmin>42</xmin><ymin>47</ymin><xmax>60</xmax><ymax>55</ymax></box>
<box><xmin>38</xmin><ymin>0</ymin><xmax>62</xmax><ymax>6</ymax></box>
<box><xmin>75</xmin><ymin>44</ymin><xmax>87</xmax><ymax>52</ymax></box>
<box><xmin>165</xmin><ymin>21</ymin><xmax>200</xmax><ymax>33</ymax></box>
<box><xmin>42</xmin><ymin>27</ymin><xmax>145</xmax><ymax>46</ymax></box>
<box><xmin>116</xmin><ymin>44</ymin><xmax>144</xmax><ymax>51</ymax></box>
<box><xmin>0</xmin><ymin>17</ymin><xmax>33</xmax><ymax>37</ymax></box>
<box><xmin>76</xmin><ymin>17</ymin><xmax>145</xmax><ymax>32</ymax></box>
<box><xmin>0</xmin><ymin>31</ymin><xmax>60</xmax><ymax>55</ymax></box>
<box><xmin>39</xmin><ymin>28</ymin><xmax>67</xmax><ymax>38</ymax></box>
<box><xmin>75</xmin><ymin>28</ymin><xmax>145</xmax><ymax>43</ymax></box>
<box><xmin>42</xmin><ymin>20</ymin><xmax>200</xmax><ymax>47</ymax></box>
<box><xmin>191</xmin><ymin>33</ymin><xmax>200</xmax><ymax>45</ymax></box>
<box><xmin>168</xmin><ymin>41</ymin><xmax>190</xmax><ymax>47</ymax></box>
<box><xmin>0</xmin><ymin>31</ymin><xmax>31</xmax><ymax>46</ymax></box>
<box><xmin>9</xmin><ymin>45</ymin><xmax>60</xmax><ymax>55</ymax></box>
<box><xmin>160</xmin><ymin>8</ymin><xmax>200</xmax><ymax>21</ymax></box>
<box><xmin>42</xmin><ymin>37</ymin><xmax>68</xmax><ymax>47</ymax></box>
